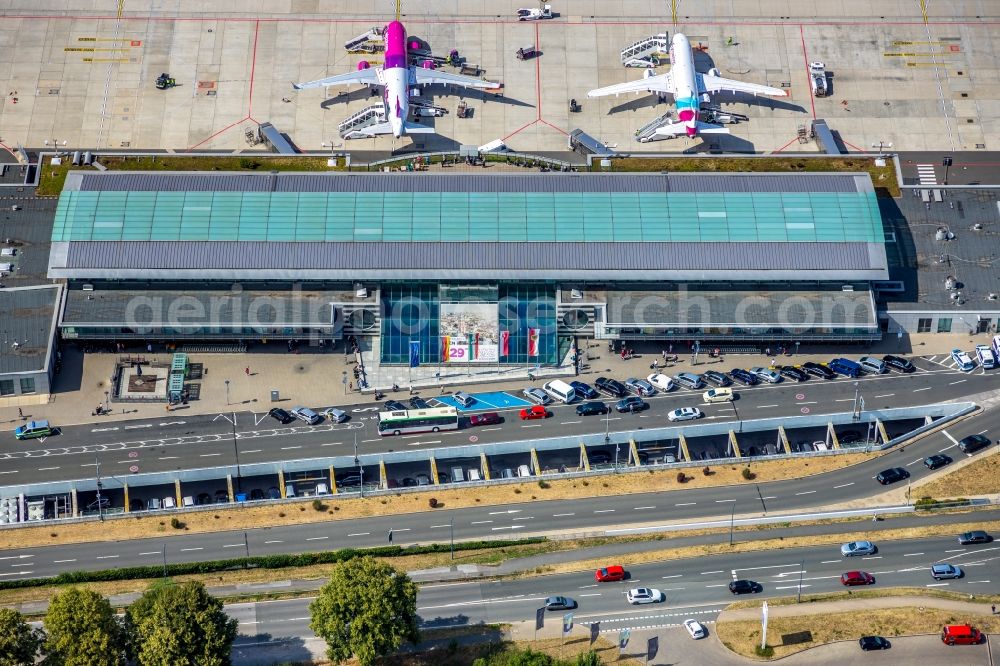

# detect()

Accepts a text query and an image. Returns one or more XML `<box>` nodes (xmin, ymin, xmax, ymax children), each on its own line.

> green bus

<box><xmin>377</xmin><ymin>407</ymin><xmax>459</xmax><ymax>436</ymax></box>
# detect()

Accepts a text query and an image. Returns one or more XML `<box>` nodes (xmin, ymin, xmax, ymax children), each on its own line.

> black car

<box><xmin>335</xmin><ymin>473</ymin><xmax>362</xmax><ymax>487</ymax></box>
<box><xmin>384</xmin><ymin>400</ymin><xmax>407</xmax><ymax>412</ymax></box>
<box><xmin>408</xmin><ymin>396</ymin><xmax>430</xmax><ymax>410</ymax></box>
<box><xmin>859</xmin><ymin>636</ymin><xmax>891</xmax><ymax>651</ymax></box>
<box><xmin>570</xmin><ymin>381</ymin><xmax>599</xmax><ymax>399</ymax></box>
<box><xmin>923</xmin><ymin>454</ymin><xmax>952</xmax><ymax>470</ymax></box>
<box><xmin>615</xmin><ymin>396</ymin><xmax>648</xmax><ymax>413</ymax></box>
<box><xmin>248</xmin><ymin>488</ymin><xmax>265</xmax><ymax>501</ymax></box>
<box><xmin>779</xmin><ymin>366</ymin><xmax>808</xmax><ymax>382</ymax></box>
<box><xmin>195</xmin><ymin>492</ymin><xmax>212</xmax><ymax>505</ymax></box>
<box><xmin>266</xmin><ymin>487</ymin><xmax>281</xmax><ymax>499</ymax></box>
<box><xmin>958</xmin><ymin>530</ymin><xmax>992</xmax><ymax>545</ymax></box>
<box><xmin>729</xmin><ymin>368</ymin><xmax>758</xmax><ymax>386</ymax></box>
<box><xmin>702</xmin><ymin>370</ymin><xmax>731</xmax><ymax>387</ymax></box>
<box><xmin>576</xmin><ymin>401</ymin><xmax>609</xmax><ymax>416</ymax></box>
<box><xmin>268</xmin><ymin>407</ymin><xmax>294</xmax><ymax>424</ymax></box>
<box><xmin>875</xmin><ymin>467</ymin><xmax>909</xmax><ymax>485</ymax></box>
<box><xmin>590</xmin><ymin>452</ymin><xmax>612</xmax><ymax>465</ymax></box>
<box><xmin>882</xmin><ymin>354</ymin><xmax>915</xmax><ymax>373</ymax></box>
<box><xmin>728</xmin><ymin>580</ymin><xmax>761</xmax><ymax>595</ymax></box>
<box><xmin>595</xmin><ymin>377</ymin><xmax>627</xmax><ymax>398</ymax></box>
<box><xmin>802</xmin><ymin>361</ymin><xmax>836</xmax><ymax>379</ymax></box>
<box><xmin>838</xmin><ymin>430</ymin><xmax>863</xmax><ymax>445</ymax></box>
<box><xmin>958</xmin><ymin>434</ymin><xmax>991</xmax><ymax>455</ymax></box>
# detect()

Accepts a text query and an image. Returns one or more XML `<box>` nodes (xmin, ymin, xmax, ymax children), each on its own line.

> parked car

<box><xmin>702</xmin><ymin>388</ymin><xmax>733</xmax><ymax>403</ymax></box>
<box><xmin>779</xmin><ymin>366</ymin><xmax>807</xmax><ymax>382</ymax></box>
<box><xmin>931</xmin><ymin>563</ymin><xmax>963</xmax><ymax>580</ymax></box>
<box><xmin>589</xmin><ymin>452</ymin><xmax>612</xmax><ymax>465</ymax></box>
<box><xmin>802</xmin><ymin>361</ymin><xmax>836</xmax><ymax>379</ymax></box>
<box><xmin>408</xmin><ymin>396</ymin><xmax>431</xmax><ymax>409</ymax></box>
<box><xmin>858</xmin><ymin>356</ymin><xmax>888</xmax><ymax>374</ymax></box>
<box><xmin>383</xmin><ymin>400</ymin><xmax>407</xmax><ymax>412</ymax></box>
<box><xmin>595</xmin><ymin>565</ymin><xmax>626</xmax><ymax>582</ymax></box>
<box><xmin>683</xmin><ymin>619</ymin><xmax>707</xmax><ymax>639</ymax></box>
<box><xmin>749</xmin><ymin>366</ymin><xmax>782</xmax><ymax>384</ymax></box>
<box><xmin>321</xmin><ymin>407</ymin><xmax>349</xmax><ymax>423</ymax></box>
<box><xmin>576</xmin><ymin>401</ymin><xmax>609</xmax><ymax>416</ymax></box>
<box><xmin>290</xmin><ymin>406</ymin><xmax>321</xmax><ymax>425</ymax></box>
<box><xmin>702</xmin><ymin>370</ymin><xmax>731</xmax><ymax>387</ymax></box>
<box><xmin>941</xmin><ymin>624</ymin><xmax>982</xmax><ymax>646</ymax></box>
<box><xmin>195</xmin><ymin>492</ymin><xmax>212</xmax><ymax>505</ymax></box>
<box><xmin>841</xmin><ymin>540</ymin><xmax>877</xmax><ymax>557</ymax></box>
<box><xmin>624</xmin><ymin>377</ymin><xmax>656</xmax><ymax>396</ymax></box>
<box><xmin>875</xmin><ymin>467</ymin><xmax>909</xmax><ymax>485</ymax></box>
<box><xmin>615</xmin><ymin>396</ymin><xmax>648</xmax><ymax>413</ymax></box>
<box><xmin>672</xmin><ymin>372</ymin><xmax>704</xmax><ymax>390</ymax></box>
<box><xmin>214</xmin><ymin>489</ymin><xmax>229</xmax><ymax>503</ymax></box>
<box><xmin>951</xmin><ymin>348</ymin><xmax>976</xmax><ymax>372</ymax></box>
<box><xmin>882</xmin><ymin>354</ymin><xmax>915</xmax><ymax>373</ymax></box>
<box><xmin>519</xmin><ymin>405</ymin><xmax>549</xmax><ymax>420</ymax></box>
<box><xmin>267</xmin><ymin>408</ymin><xmax>294</xmax><ymax>424</ymax></box>
<box><xmin>595</xmin><ymin>377</ymin><xmax>627</xmax><ymax>398</ymax></box>
<box><xmin>469</xmin><ymin>412</ymin><xmax>501</xmax><ymax>426</ymax></box>
<box><xmin>840</xmin><ymin>571</ymin><xmax>875</xmax><ymax>586</ymax></box>
<box><xmin>957</xmin><ymin>530</ymin><xmax>992</xmax><ymax>545</ymax></box>
<box><xmin>646</xmin><ymin>373</ymin><xmax>674</xmax><ymax>391</ymax></box>
<box><xmin>729</xmin><ymin>368</ymin><xmax>758</xmax><ymax>386</ymax></box>
<box><xmin>570</xmin><ymin>381</ymin><xmax>599</xmax><ymax>399</ymax></box>
<box><xmin>923</xmin><ymin>454</ymin><xmax>952</xmax><ymax>470</ymax></box>
<box><xmin>544</xmin><ymin>596</ymin><xmax>576</xmax><ymax>611</ymax></box>
<box><xmin>522</xmin><ymin>388</ymin><xmax>552</xmax><ymax>405</ymax></box>
<box><xmin>248</xmin><ymin>489</ymin><xmax>265</xmax><ymax>501</ymax></box>
<box><xmin>266</xmin><ymin>487</ymin><xmax>281</xmax><ymax>499</ymax></box>
<box><xmin>958</xmin><ymin>434</ymin><xmax>990</xmax><ymax>455</ymax></box>
<box><xmin>625</xmin><ymin>587</ymin><xmax>664</xmax><ymax>604</ymax></box>
<box><xmin>728</xmin><ymin>580</ymin><xmax>761</xmax><ymax>594</ymax></box>
<box><xmin>453</xmin><ymin>392</ymin><xmax>475</xmax><ymax>408</ymax></box>
<box><xmin>859</xmin><ymin>636</ymin><xmax>891</xmax><ymax>651</ymax></box>
<box><xmin>975</xmin><ymin>344</ymin><xmax>996</xmax><ymax>369</ymax></box>
<box><xmin>668</xmin><ymin>407</ymin><xmax>702</xmax><ymax>422</ymax></box>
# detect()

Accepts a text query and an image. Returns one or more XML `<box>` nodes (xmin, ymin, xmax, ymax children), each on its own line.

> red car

<box><xmin>469</xmin><ymin>412</ymin><xmax>501</xmax><ymax>426</ymax></box>
<box><xmin>519</xmin><ymin>405</ymin><xmax>549</xmax><ymax>420</ymax></box>
<box><xmin>840</xmin><ymin>571</ymin><xmax>875</xmax><ymax>586</ymax></box>
<box><xmin>595</xmin><ymin>565</ymin><xmax>626</xmax><ymax>582</ymax></box>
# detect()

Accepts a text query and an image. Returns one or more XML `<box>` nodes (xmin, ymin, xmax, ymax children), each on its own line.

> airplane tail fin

<box><xmin>402</xmin><ymin>121</ymin><xmax>435</xmax><ymax>134</ymax></box>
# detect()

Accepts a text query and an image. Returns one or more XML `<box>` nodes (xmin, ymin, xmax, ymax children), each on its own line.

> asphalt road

<box><xmin>228</xmin><ymin>534</ymin><xmax>1000</xmax><ymax>647</ymax></box>
<box><xmin>4</xmin><ymin>354</ymin><xmax>995</xmax><ymax>487</ymax></box>
<box><xmin>1</xmin><ymin>396</ymin><xmax>997</xmax><ymax>581</ymax></box>
<box><xmin>898</xmin><ymin>151</ymin><xmax>1000</xmax><ymax>187</ymax></box>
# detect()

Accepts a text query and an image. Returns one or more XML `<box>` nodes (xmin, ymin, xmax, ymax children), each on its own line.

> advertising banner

<box><xmin>439</xmin><ymin>303</ymin><xmax>498</xmax><ymax>363</ymax></box>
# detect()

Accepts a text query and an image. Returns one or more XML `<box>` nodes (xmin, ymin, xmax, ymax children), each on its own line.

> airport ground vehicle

<box><xmin>378</xmin><ymin>407</ymin><xmax>459</xmax><ymax>436</ymax></box>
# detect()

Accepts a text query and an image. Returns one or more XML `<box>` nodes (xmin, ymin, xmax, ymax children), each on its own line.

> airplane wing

<box><xmin>412</xmin><ymin>68</ymin><xmax>500</xmax><ymax>89</ymax></box>
<box><xmin>293</xmin><ymin>68</ymin><xmax>381</xmax><ymax>91</ymax></box>
<box><xmin>655</xmin><ymin>121</ymin><xmax>729</xmax><ymax>137</ymax></box>
<box><xmin>588</xmin><ymin>72</ymin><xmax>675</xmax><ymax>98</ymax></box>
<box><xmin>697</xmin><ymin>73</ymin><xmax>787</xmax><ymax>97</ymax></box>
<box><xmin>347</xmin><ymin>121</ymin><xmax>436</xmax><ymax>138</ymax></box>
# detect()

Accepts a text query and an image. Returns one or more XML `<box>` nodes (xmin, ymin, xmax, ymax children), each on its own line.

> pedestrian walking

<box><xmin>993</xmin><ymin>604</ymin><xmax>997</xmax><ymax>614</ymax></box>
<box><xmin>245</xmin><ymin>366</ymin><xmax>250</xmax><ymax>376</ymax></box>
<box><xmin>661</xmin><ymin>350</ymin><xmax>667</xmax><ymax>361</ymax></box>
<box><xmin>17</xmin><ymin>408</ymin><xmax>23</xmax><ymax>418</ymax></box>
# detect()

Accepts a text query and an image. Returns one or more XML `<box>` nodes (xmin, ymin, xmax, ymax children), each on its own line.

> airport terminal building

<box><xmin>50</xmin><ymin>170</ymin><xmax>888</xmax><ymax>363</ymax></box>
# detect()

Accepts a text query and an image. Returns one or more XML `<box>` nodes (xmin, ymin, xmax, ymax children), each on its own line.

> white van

<box><xmin>542</xmin><ymin>379</ymin><xmax>577</xmax><ymax>404</ymax></box>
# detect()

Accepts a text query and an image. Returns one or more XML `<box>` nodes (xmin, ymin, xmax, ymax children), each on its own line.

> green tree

<box><xmin>43</xmin><ymin>587</ymin><xmax>124</xmax><ymax>666</ymax></box>
<box><xmin>0</xmin><ymin>607</ymin><xmax>44</xmax><ymax>666</ymax></box>
<box><xmin>309</xmin><ymin>556</ymin><xmax>420</xmax><ymax>666</ymax></box>
<box><xmin>125</xmin><ymin>580</ymin><xmax>238</xmax><ymax>666</ymax></box>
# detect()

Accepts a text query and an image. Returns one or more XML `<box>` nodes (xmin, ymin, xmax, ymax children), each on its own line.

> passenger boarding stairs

<box><xmin>634</xmin><ymin>110</ymin><xmax>675</xmax><ymax>142</ymax></box>
<box><xmin>620</xmin><ymin>33</ymin><xmax>669</xmax><ymax>67</ymax></box>
<box><xmin>339</xmin><ymin>104</ymin><xmax>387</xmax><ymax>139</ymax></box>
<box><xmin>345</xmin><ymin>27</ymin><xmax>385</xmax><ymax>53</ymax></box>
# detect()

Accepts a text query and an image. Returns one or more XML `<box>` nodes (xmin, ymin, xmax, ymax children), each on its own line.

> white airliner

<box><xmin>588</xmin><ymin>33</ymin><xmax>788</xmax><ymax>138</ymax></box>
<box><xmin>293</xmin><ymin>20</ymin><xmax>500</xmax><ymax>139</ymax></box>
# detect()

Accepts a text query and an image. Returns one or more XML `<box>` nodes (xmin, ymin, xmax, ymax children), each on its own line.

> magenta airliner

<box><xmin>294</xmin><ymin>20</ymin><xmax>499</xmax><ymax>138</ymax></box>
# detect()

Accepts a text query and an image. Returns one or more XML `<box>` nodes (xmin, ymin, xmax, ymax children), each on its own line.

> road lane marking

<box><xmin>795</xmin><ymin>490</ymin><xmax>816</xmax><ymax>495</ymax></box>
<box><xmin>834</xmin><ymin>398</ymin><xmax>854</xmax><ymax>402</ymax></box>
<box><xmin>903</xmin><ymin>553</ymin><xmax>924</xmax><ymax>556</ymax></box>
<box><xmin>945</xmin><ymin>549</ymin><xmax>966</xmax><ymax>553</ymax></box>
<box><xmin>347</xmin><ymin>532</ymin><xmax>370</xmax><ymax>537</ymax></box>
<box><xmin>561</xmin><ymin>420</ymin><xmax>582</xmax><ymax>425</ymax></box>
<box><xmin>913</xmin><ymin>387</ymin><xmax>932</xmax><ymax>392</ymax></box>
<box><xmin>675</xmin><ymin>502</ymin><xmax>696</xmax><ymax>506</ymax></box>
<box><xmin>180</xmin><ymin>547</ymin><xmax>203</xmax><ymax>552</ymax></box>
<box><xmin>578</xmin><ymin>593</ymin><xmax>602</xmax><ymax>597</ymax></box>
<box><xmin>948</xmin><ymin>379</ymin><xmax>967</xmax><ymax>385</ymax></box>
<box><xmin>264</xmin><ymin>540</ymin><xmax>283</xmax><ymax>544</ymax></box>
<box><xmin>223</xmin><ymin>544</ymin><xmax>245</xmax><ymax>548</ymax></box>
<box><xmin>704</xmin><ymin>584</ymin><xmax>727</xmax><ymax>588</ymax></box>
<box><xmin>491</xmin><ymin>525</ymin><xmax>525</xmax><ymax>531</ymax></box>
<box><xmin>138</xmin><ymin>552</ymin><xmax>160</xmax><ymax>556</ymax></box>
<box><xmin>832</xmin><ymin>482</ymin><xmax>854</xmax><ymax>489</ymax></box>
<box><xmin>926</xmin><ymin>583</ymin><xmax>949</xmax><ymax>587</ymax></box>
<box><xmin>306</xmin><ymin>536</ymin><xmax>328</xmax><ymax>541</ymax></box>
<box><xmin>53</xmin><ymin>559</ymin><xmax>77</xmax><ymax>563</ymax></box>
<box><xmin>875</xmin><ymin>393</ymin><xmax>895</xmax><ymax>398</ymax></box>
<box><xmin>200</xmin><ymin>453</ymin><xmax>222</xmax><ymax>457</ymax></box>
<box><xmin>430</xmin><ymin>525</ymin><xmax>450</xmax><ymax>529</ymax></box>
<box><xmin>662</xmin><ymin>575</ymin><xmax>683</xmax><ymax>579</ymax></box>
<box><xmin>756</xmin><ymin>404</ymin><xmax>778</xmax><ymax>408</ymax></box>
<box><xmin>796</xmin><ymin>401</ymin><xmax>817</xmax><ymax>405</ymax></box>
<box><xmin>159</xmin><ymin>456</ymin><xmax>179</xmax><ymax>460</ymax></box>
<box><xmin>700</xmin><ymin>571</ymin><xmax>724</xmax><ymax>575</ymax></box>
<box><xmin>511</xmin><ymin>517</ymin><xmax>534</xmax><ymax>521</ymax></box>
<box><xmin>241</xmin><ymin>450</ymin><xmax>261</xmax><ymax>454</ymax></box>
<box><xmin>820</xmin><ymin>560</ymin><xmax>840</xmax><ymax>564</ymax></box>
<box><xmin>37</xmin><ymin>466</ymin><xmax>60</xmax><ymax>471</ymax></box>
<box><xmin>714</xmin><ymin>499</ymin><xmax>736</xmax><ymax>503</ymax></box>
<box><xmin>634</xmin><ymin>506</ymin><xmax>656</xmax><ymax>510</ymax></box>
<box><xmin>521</xmin><ymin>424</ymin><xmax>542</xmax><ymax>428</ymax></box>
<box><xmin>280</xmin><ymin>445</ymin><xmax>302</xmax><ymax>450</ymax></box>
<box><xmin>594</xmin><ymin>509</ymin><xmax>615</xmax><ymax>513</ymax></box>
<box><xmin>471</xmin><ymin>520</ymin><xmax>493</xmax><ymax>525</ymax></box>
<box><xmin>861</xmin><ymin>556</ymin><xmax>882</xmax><ymax>560</ymax></box>
<box><xmin>553</xmin><ymin>513</ymin><xmax>575</xmax><ymax>517</ymax></box>
<box><xmin>96</xmin><ymin>555</ymin><xmax>119</xmax><ymax>559</ymax></box>
<box><xmin>775</xmin><ymin>584</ymin><xmax>811</xmax><ymax>590</ymax></box>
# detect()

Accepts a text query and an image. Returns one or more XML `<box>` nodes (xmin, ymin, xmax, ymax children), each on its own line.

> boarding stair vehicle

<box><xmin>345</xmin><ymin>27</ymin><xmax>385</xmax><ymax>54</ymax></box>
<box><xmin>620</xmin><ymin>33</ymin><xmax>669</xmax><ymax>67</ymax></box>
<box><xmin>634</xmin><ymin>110</ymin><xmax>676</xmax><ymax>142</ymax></box>
<box><xmin>339</xmin><ymin>104</ymin><xmax>388</xmax><ymax>139</ymax></box>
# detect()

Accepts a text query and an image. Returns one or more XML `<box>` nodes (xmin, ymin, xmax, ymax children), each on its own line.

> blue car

<box><xmin>570</xmin><ymin>381</ymin><xmax>599</xmax><ymax>400</ymax></box>
<box><xmin>729</xmin><ymin>368</ymin><xmax>758</xmax><ymax>386</ymax></box>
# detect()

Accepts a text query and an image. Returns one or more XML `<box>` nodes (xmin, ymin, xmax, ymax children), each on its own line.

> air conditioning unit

<box><xmin>82</xmin><ymin>284</ymin><xmax>94</xmax><ymax>291</ymax></box>
<box><xmin>841</xmin><ymin>285</ymin><xmax>854</xmax><ymax>292</ymax></box>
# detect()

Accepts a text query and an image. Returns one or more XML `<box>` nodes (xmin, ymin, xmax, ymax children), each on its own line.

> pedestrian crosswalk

<box><xmin>916</xmin><ymin>164</ymin><xmax>938</xmax><ymax>186</ymax></box>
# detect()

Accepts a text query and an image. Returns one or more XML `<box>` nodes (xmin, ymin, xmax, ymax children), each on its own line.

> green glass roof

<box><xmin>52</xmin><ymin>190</ymin><xmax>884</xmax><ymax>243</ymax></box>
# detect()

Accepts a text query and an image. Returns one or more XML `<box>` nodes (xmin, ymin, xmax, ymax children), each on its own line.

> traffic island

<box><xmin>715</xmin><ymin>592</ymin><xmax>1000</xmax><ymax>660</ymax></box>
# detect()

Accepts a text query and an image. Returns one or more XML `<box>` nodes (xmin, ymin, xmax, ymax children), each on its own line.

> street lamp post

<box><xmin>225</xmin><ymin>379</ymin><xmax>230</xmax><ymax>406</ymax></box>
<box><xmin>852</xmin><ymin>381</ymin><xmax>861</xmax><ymax>421</ymax></box>
<box><xmin>755</xmin><ymin>484</ymin><xmax>767</xmax><ymax>515</ymax></box>
<box><xmin>231</xmin><ymin>415</ymin><xmax>242</xmax><ymax>492</ymax></box>
<box><xmin>729</xmin><ymin>504</ymin><xmax>736</xmax><ymax>546</ymax></box>
<box><xmin>95</xmin><ymin>454</ymin><xmax>104</xmax><ymax>522</ymax></box>
<box><xmin>942</xmin><ymin>156</ymin><xmax>952</xmax><ymax>185</ymax></box>
<box><xmin>871</xmin><ymin>141</ymin><xmax>892</xmax><ymax>158</ymax></box>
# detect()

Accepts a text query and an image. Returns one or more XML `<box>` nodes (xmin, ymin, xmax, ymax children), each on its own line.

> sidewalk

<box><xmin>0</xmin><ymin>330</ymin><xmax>990</xmax><ymax>429</ymax></box>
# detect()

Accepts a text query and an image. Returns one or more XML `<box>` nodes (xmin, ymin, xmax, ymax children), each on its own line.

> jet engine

<box><xmin>357</xmin><ymin>61</ymin><xmax>371</xmax><ymax>70</ymax></box>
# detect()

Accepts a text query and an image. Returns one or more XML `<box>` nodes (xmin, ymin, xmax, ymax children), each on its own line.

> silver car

<box><xmin>841</xmin><ymin>540</ymin><xmax>877</xmax><ymax>557</ymax></box>
<box><xmin>930</xmin><ymin>563</ymin><xmax>962</xmax><ymax>580</ymax></box>
<box><xmin>749</xmin><ymin>367</ymin><xmax>782</xmax><ymax>384</ymax></box>
<box><xmin>624</xmin><ymin>377</ymin><xmax>656</xmax><ymax>396</ymax></box>
<box><xmin>321</xmin><ymin>407</ymin><xmax>349</xmax><ymax>423</ymax></box>
<box><xmin>290</xmin><ymin>406</ymin><xmax>321</xmax><ymax>424</ymax></box>
<box><xmin>522</xmin><ymin>387</ymin><xmax>552</xmax><ymax>405</ymax></box>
